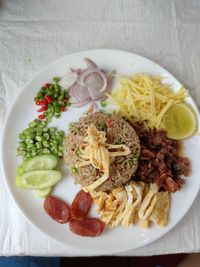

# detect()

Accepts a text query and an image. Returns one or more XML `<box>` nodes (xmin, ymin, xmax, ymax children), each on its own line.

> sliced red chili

<box><xmin>60</xmin><ymin>107</ymin><xmax>65</xmax><ymax>112</ymax></box>
<box><xmin>37</xmin><ymin>106</ymin><xmax>47</xmax><ymax>112</ymax></box>
<box><xmin>35</xmin><ymin>100</ymin><xmax>42</xmax><ymax>106</ymax></box>
<box><xmin>41</xmin><ymin>99</ymin><xmax>48</xmax><ymax>106</ymax></box>
<box><xmin>38</xmin><ymin>114</ymin><xmax>45</xmax><ymax>119</ymax></box>
<box><xmin>64</xmin><ymin>98</ymin><xmax>69</xmax><ymax>103</ymax></box>
<box><xmin>44</xmin><ymin>95</ymin><xmax>53</xmax><ymax>103</ymax></box>
<box><xmin>44</xmin><ymin>83</ymin><xmax>51</xmax><ymax>88</ymax></box>
<box><xmin>106</xmin><ymin>118</ymin><xmax>114</xmax><ymax>128</ymax></box>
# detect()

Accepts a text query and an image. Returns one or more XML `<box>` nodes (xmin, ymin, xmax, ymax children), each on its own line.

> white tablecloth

<box><xmin>1</xmin><ymin>0</ymin><xmax>200</xmax><ymax>257</ymax></box>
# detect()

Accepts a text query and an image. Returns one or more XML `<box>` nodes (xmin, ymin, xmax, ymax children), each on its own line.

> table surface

<box><xmin>1</xmin><ymin>0</ymin><xmax>200</xmax><ymax>257</ymax></box>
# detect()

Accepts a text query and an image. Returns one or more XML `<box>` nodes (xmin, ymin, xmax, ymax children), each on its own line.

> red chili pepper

<box><xmin>44</xmin><ymin>83</ymin><xmax>50</xmax><ymax>88</ymax></box>
<box><xmin>41</xmin><ymin>99</ymin><xmax>48</xmax><ymax>106</ymax></box>
<box><xmin>64</xmin><ymin>98</ymin><xmax>69</xmax><ymax>103</ymax></box>
<box><xmin>60</xmin><ymin>107</ymin><xmax>65</xmax><ymax>112</ymax></box>
<box><xmin>37</xmin><ymin>106</ymin><xmax>47</xmax><ymax>112</ymax></box>
<box><xmin>35</xmin><ymin>100</ymin><xmax>41</xmax><ymax>106</ymax></box>
<box><xmin>106</xmin><ymin>118</ymin><xmax>114</xmax><ymax>128</ymax></box>
<box><xmin>44</xmin><ymin>95</ymin><xmax>53</xmax><ymax>103</ymax></box>
<box><xmin>38</xmin><ymin>114</ymin><xmax>45</xmax><ymax>119</ymax></box>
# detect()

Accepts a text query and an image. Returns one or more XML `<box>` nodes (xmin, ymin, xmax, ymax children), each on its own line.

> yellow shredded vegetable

<box><xmin>108</xmin><ymin>74</ymin><xmax>188</xmax><ymax>129</ymax></box>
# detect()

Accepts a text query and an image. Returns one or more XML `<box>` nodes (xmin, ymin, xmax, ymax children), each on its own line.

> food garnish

<box><xmin>36</xmin><ymin>187</ymin><xmax>54</xmax><ymax>198</ymax></box>
<box><xmin>16</xmin><ymin>170</ymin><xmax>62</xmax><ymax>190</ymax></box>
<box><xmin>60</xmin><ymin>58</ymin><xmax>114</xmax><ymax>107</ymax></box>
<box><xmin>17</xmin><ymin>154</ymin><xmax>58</xmax><ymax>176</ymax></box>
<box><xmin>162</xmin><ymin>103</ymin><xmax>197</xmax><ymax>140</ymax></box>
<box><xmin>91</xmin><ymin>182</ymin><xmax>170</xmax><ymax>228</ymax></box>
<box><xmin>34</xmin><ymin>77</ymin><xmax>71</xmax><ymax>121</ymax></box>
<box><xmin>76</xmin><ymin>123</ymin><xmax>130</xmax><ymax>191</ymax></box>
<box><xmin>16</xmin><ymin>154</ymin><xmax>61</xmax><ymax>198</ymax></box>
<box><xmin>16</xmin><ymin>119</ymin><xmax>65</xmax><ymax>160</ymax></box>
<box><xmin>108</xmin><ymin>74</ymin><xmax>188</xmax><ymax>130</ymax></box>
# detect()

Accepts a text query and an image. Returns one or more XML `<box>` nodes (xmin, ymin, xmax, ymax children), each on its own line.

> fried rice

<box><xmin>64</xmin><ymin>111</ymin><xmax>140</xmax><ymax>191</ymax></box>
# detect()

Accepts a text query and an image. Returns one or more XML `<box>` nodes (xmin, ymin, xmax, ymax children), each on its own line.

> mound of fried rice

<box><xmin>64</xmin><ymin>111</ymin><xmax>140</xmax><ymax>191</ymax></box>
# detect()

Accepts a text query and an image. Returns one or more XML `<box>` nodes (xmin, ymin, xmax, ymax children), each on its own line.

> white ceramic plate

<box><xmin>1</xmin><ymin>49</ymin><xmax>200</xmax><ymax>253</ymax></box>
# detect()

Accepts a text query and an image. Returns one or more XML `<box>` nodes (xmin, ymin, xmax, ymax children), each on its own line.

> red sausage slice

<box><xmin>69</xmin><ymin>218</ymin><xmax>105</xmax><ymax>237</ymax></box>
<box><xmin>44</xmin><ymin>196</ymin><xmax>71</xmax><ymax>224</ymax></box>
<box><xmin>71</xmin><ymin>190</ymin><xmax>93</xmax><ymax>219</ymax></box>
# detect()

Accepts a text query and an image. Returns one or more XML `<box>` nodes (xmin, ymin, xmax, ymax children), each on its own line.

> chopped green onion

<box><xmin>98</xmin><ymin>122</ymin><xmax>106</xmax><ymax>130</ymax></box>
<box><xmin>100</xmin><ymin>100</ymin><xmax>107</xmax><ymax>108</ymax></box>
<box><xmin>133</xmin><ymin>151</ymin><xmax>140</xmax><ymax>160</ymax></box>
<box><xmin>115</xmin><ymin>138</ymin><xmax>124</xmax><ymax>145</ymax></box>
<box><xmin>76</xmin><ymin>148</ymin><xmax>83</xmax><ymax>156</ymax></box>
<box><xmin>53</xmin><ymin>77</ymin><xmax>60</xmax><ymax>83</ymax></box>
<box><xmin>71</xmin><ymin>166</ymin><xmax>78</xmax><ymax>174</ymax></box>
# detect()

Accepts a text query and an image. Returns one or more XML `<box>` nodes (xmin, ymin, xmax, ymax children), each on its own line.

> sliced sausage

<box><xmin>71</xmin><ymin>190</ymin><xmax>93</xmax><ymax>219</ymax></box>
<box><xmin>69</xmin><ymin>218</ymin><xmax>105</xmax><ymax>237</ymax></box>
<box><xmin>44</xmin><ymin>196</ymin><xmax>71</xmax><ymax>224</ymax></box>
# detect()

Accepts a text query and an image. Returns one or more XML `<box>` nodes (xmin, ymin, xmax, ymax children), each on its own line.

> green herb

<box><xmin>98</xmin><ymin>122</ymin><xmax>106</xmax><ymax>130</ymax></box>
<box><xmin>76</xmin><ymin>148</ymin><xmax>83</xmax><ymax>156</ymax></box>
<box><xmin>34</xmin><ymin>78</ymin><xmax>70</xmax><ymax>122</ymax></box>
<box><xmin>115</xmin><ymin>138</ymin><xmax>124</xmax><ymax>145</ymax></box>
<box><xmin>53</xmin><ymin>77</ymin><xmax>60</xmax><ymax>83</ymax></box>
<box><xmin>68</xmin><ymin>122</ymin><xmax>75</xmax><ymax>129</ymax></box>
<box><xmin>69</xmin><ymin>123</ymin><xmax>80</xmax><ymax>134</ymax></box>
<box><xmin>100</xmin><ymin>100</ymin><xmax>107</xmax><ymax>108</ymax></box>
<box><xmin>71</xmin><ymin>166</ymin><xmax>78</xmax><ymax>174</ymax></box>
<box><xmin>133</xmin><ymin>151</ymin><xmax>140</xmax><ymax>160</ymax></box>
<box><xmin>127</xmin><ymin>159</ymin><xmax>134</xmax><ymax>167</ymax></box>
<box><xmin>126</xmin><ymin>152</ymin><xmax>140</xmax><ymax>167</ymax></box>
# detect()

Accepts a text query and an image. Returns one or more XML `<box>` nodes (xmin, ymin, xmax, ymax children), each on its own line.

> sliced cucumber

<box><xmin>16</xmin><ymin>176</ymin><xmax>23</xmax><ymax>188</ymax></box>
<box><xmin>36</xmin><ymin>187</ymin><xmax>53</xmax><ymax>198</ymax></box>
<box><xmin>18</xmin><ymin>170</ymin><xmax>62</xmax><ymax>189</ymax></box>
<box><xmin>17</xmin><ymin>155</ymin><xmax>58</xmax><ymax>176</ymax></box>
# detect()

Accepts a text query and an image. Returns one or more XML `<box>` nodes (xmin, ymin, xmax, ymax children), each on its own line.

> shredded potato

<box><xmin>108</xmin><ymin>74</ymin><xmax>188</xmax><ymax>129</ymax></box>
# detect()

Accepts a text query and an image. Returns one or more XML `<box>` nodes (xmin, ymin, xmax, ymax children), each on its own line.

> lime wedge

<box><xmin>162</xmin><ymin>103</ymin><xmax>197</xmax><ymax>140</ymax></box>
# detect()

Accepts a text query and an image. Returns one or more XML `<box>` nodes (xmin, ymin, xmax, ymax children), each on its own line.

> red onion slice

<box><xmin>78</xmin><ymin>68</ymin><xmax>107</xmax><ymax>93</ymax></box>
<box><xmin>83</xmin><ymin>58</ymin><xmax>97</xmax><ymax>69</ymax></box>
<box><xmin>71</xmin><ymin>98</ymin><xmax>91</xmax><ymax>107</ymax></box>
<box><xmin>59</xmin><ymin>72</ymin><xmax>78</xmax><ymax>88</ymax></box>
<box><xmin>84</xmin><ymin>72</ymin><xmax>104</xmax><ymax>100</ymax></box>
<box><xmin>66</xmin><ymin>58</ymin><xmax>114</xmax><ymax>107</ymax></box>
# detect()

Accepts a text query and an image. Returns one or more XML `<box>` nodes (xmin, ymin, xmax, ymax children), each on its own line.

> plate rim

<box><xmin>1</xmin><ymin>49</ymin><xmax>200</xmax><ymax>254</ymax></box>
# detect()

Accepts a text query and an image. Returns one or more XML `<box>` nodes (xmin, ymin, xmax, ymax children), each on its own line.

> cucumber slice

<box><xmin>18</xmin><ymin>170</ymin><xmax>62</xmax><ymax>189</ymax></box>
<box><xmin>17</xmin><ymin>155</ymin><xmax>58</xmax><ymax>175</ymax></box>
<box><xmin>16</xmin><ymin>176</ymin><xmax>23</xmax><ymax>188</ymax></box>
<box><xmin>36</xmin><ymin>187</ymin><xmax>53</xmax><ymax>198</ymax></box>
